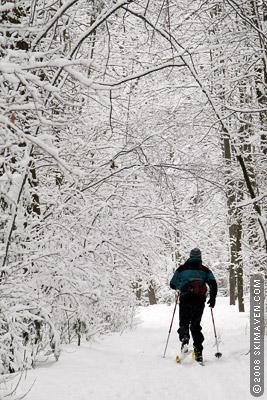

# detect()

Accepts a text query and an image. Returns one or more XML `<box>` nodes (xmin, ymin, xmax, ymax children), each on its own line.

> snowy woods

<box><xmin>0</xmin><ymin>0</ymin><xmax>266</xmax><ymax>376</ymax></box>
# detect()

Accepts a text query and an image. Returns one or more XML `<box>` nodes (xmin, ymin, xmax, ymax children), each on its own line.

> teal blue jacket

<box><xmin>170</xmin><ymin>257</ymin><xmax>217</xmax><ymax>298</ymax></box>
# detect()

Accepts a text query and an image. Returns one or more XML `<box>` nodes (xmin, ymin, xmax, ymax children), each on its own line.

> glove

<box><xmin>207</xmin><ymin>296</ymin><xmax>216</xmax><ymax>308</ymax></box>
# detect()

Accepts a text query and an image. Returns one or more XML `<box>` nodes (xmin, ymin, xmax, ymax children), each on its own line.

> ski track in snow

<box><xmin>5</xmin><ymin>297</ymin><xmax>260</xmax><ymax>400</ymax></box>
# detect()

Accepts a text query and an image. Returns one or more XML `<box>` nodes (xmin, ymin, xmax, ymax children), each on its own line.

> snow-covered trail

<box><xmin>7</xmin><ymin>298</ymin><xmax>256</xmax><ymax>400</ymax></box>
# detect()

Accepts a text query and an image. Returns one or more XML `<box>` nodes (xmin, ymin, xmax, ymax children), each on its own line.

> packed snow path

<box><xmin>9</xmin><ymin>298</ymin><xmax>258</xmax><ymax>399</ymax></box>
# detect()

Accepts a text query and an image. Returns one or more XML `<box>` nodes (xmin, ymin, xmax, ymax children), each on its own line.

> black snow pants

<box><xmin>178</xmin><ymin>293</ymin><xmax>206</xmax><ymax>351</ymax></box>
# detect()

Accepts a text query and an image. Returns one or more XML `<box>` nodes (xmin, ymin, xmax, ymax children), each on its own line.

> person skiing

<box><xmin>170</xmin><ymin>248</ymin><xmax>217</xmax><ymax>363</ymax></box>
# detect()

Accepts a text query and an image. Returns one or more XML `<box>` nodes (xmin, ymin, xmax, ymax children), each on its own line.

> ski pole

<box><xmin>210</xmin><ymin>308</ymin><xmax>222</xmax><ymax>358</ymax></box>
<box><xmin>163</xmin><ymin>291</ymin><xmax>179</xmax><ymax>358</ymax></box>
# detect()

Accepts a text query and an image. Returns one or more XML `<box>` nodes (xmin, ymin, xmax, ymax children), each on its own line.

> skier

<box><xmin>170</xmin><ymin>248</ymin><xmax>217</xmax><ymax>363</ymax></box>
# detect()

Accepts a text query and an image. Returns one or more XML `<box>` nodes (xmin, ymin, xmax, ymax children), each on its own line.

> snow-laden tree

<box><xmin>1</xmin><ymin>0</ymin><xmax>171</xmax><ymax>374</ymax></box>
<box><xmin>119</xmin><ymin>0</ymin><xmax>267</xmax><ymax>310</ymax></box>
<box><xmin>0</xmin><ymin>0</ymin><xmax>192</xmax><ymax>375</ymax></box>
<box><xmin>190</xmin><ymin>0</ymin><xmax>267</xmax><ymax>309</ymax></box>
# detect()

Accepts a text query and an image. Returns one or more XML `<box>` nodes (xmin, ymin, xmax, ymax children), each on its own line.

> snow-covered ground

<box><xmin>2</xmin><ymin>297</ymin><xmax>261</xmax><ymax>400</ymax></box>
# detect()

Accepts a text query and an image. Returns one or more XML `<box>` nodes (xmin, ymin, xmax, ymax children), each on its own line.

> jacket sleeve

<box><xmin>170</xmin><ymin>269</ymin><xmax>180</xmax><ymax>290</ymax></box>
<box><xmin>206</xmin><ymin>270</ymin><xmax>218</xmax><ymax>298</ymax></box>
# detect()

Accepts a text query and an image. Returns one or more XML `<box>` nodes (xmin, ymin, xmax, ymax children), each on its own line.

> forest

<box><xmin>0</xmin><ymin>0</ymin><xmax>266</xmax><ymax>377</ymax></box>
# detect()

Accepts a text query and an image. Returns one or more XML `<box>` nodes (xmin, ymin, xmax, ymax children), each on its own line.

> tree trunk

<box><xmin>148</xmin><ymin>283</ymin><xmax>157</xmax><ymax>305</ymax></box>
<box><xmin>223</xmin><ymin>136</ymin><xmax>239</xmax><ymax>305</ymax></box>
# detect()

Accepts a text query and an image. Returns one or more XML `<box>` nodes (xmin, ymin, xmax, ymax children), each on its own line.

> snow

<box><xmin>0</xmin><ymin>4</ymin><xmax>15</xmax><ymax>12</ymax></box>
<box><xmin>3</xmin><ymin>297</ymin><xmax>260</xmax><ymax>400</ymax></box>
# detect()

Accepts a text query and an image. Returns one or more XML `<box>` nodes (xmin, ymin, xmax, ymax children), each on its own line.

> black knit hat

<box><xmin>190</xmin><ymin>248</ymin><xmax>201</xmax><ymax>258</ymax></box>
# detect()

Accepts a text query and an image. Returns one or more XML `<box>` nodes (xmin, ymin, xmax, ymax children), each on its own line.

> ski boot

<box><xmin>181</xmin><ymin>335</ymin><xmax>189</xmax><ymax>355</ymax></box>
<box><xmin>176</xmin><ymin>335</ymin><xmax>190</xmax><ymax>363</ymax></box>
<box><xmin>193</xmin><ymin>347</ymin><xmax>203</xmax><ymax>364</ymax></box>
